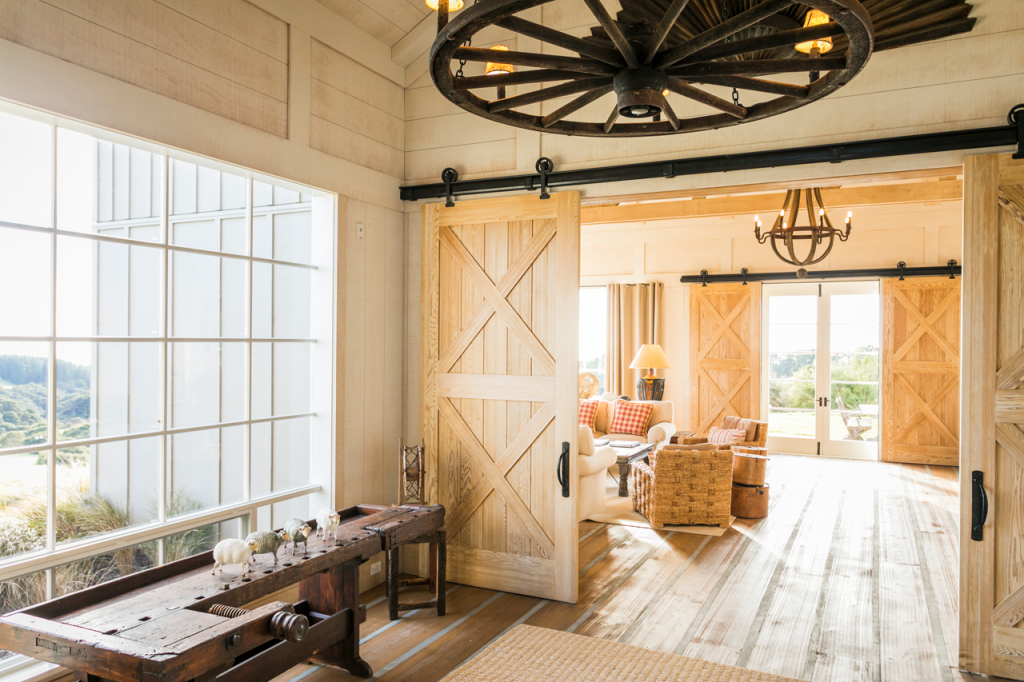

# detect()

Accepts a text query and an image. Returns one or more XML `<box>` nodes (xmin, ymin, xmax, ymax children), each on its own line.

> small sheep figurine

<box><xmin>283</xmin><ymin>518</ymin><xmax>312</xmax><ymax>555</ymax></box>
<box><xmin>315</xmin><ymin>508</ymin><xmax>341</xmax><ymax>541</ymax></box>
<box><xmin>211</xmin><ymin>538</ymin><xmax>260</xmax><ymax>575</ymax></box>
<box><xmin>245</xmin><ymin>530</ymin><xmax>289</xmax><ymax>565</ymax></box>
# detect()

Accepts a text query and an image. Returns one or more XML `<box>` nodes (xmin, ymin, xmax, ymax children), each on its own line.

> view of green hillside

<box><xmin>0</xmin><ymin>355</ymin><xmax>92</xmax><ymax>459</ymax></box>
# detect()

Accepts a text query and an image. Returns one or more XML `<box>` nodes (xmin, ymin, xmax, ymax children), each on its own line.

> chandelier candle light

<box><xmin>486</xmin><ymin>45</ymin><xmax>514</xmax><ymax>99</ymax></box>
<box><xmin>754</xmin><ymin>188</ymin><xmax>852</xmax><ymax>269</ymax></box>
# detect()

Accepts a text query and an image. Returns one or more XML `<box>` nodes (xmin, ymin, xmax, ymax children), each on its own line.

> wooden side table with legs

<box><xmin>383</xmin><ymin>529</ymin><xmax>446</xmax><ymax>620</ymax></box>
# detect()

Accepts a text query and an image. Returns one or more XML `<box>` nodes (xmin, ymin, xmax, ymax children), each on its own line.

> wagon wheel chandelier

<box><xmin>429</xmin><ymin>0</ymin><xmax>874</xmax><ymax>137</ymax></box>
<box><xmin>754</xmin><ymin>187</ymin><xmax>852</xmax><ymax>267</ymax></box>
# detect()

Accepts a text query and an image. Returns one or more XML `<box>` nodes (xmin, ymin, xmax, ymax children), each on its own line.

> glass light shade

<box><xmin>426</xmin><ymin>0</ymin><xmax>464</xmax><ymax>10</ymax></box>
<box><xmin>485</xmin><ymin>45</ymin><xmax>513</xmax><ymax>76</ymax></box>
<box><xmin>629</xmin><ymin>344</ymin><xmax>672</xmax><ymax>370</ymax></box>
<box><xmin>795</xmin><ymin>9</ymin><xmax>833</xmax><ymax>54</ymax></box>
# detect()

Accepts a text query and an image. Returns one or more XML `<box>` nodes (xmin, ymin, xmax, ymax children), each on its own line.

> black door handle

<box><xmin>557</xmin><ymin>442</ymin><xmax>570</xmax><ymax>498</ymax></box>
<box><xmin>972</xmin><ymin>470</ymin><xmax>988</xmax><ymax>541</ymax></box>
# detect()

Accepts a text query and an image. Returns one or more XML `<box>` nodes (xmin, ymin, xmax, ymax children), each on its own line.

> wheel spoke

<box><xmin>667</xmin><ymin>79</ymin><xmax>746</xmax><ymax>118</ymax></box>
<box><xmin>454</xmin><ymin>70</ymin><xmax>595</xmax><ymax>90</ymax></box>
<box><xmin>654</xmin><ymin>0</ymin><xmax>795</xmax><ymax>70</ymax></box>
<box><xmin>603</xmin><ymin>105</ymin><xmax>619</xmax><ymax>134</ymax></box>
<box><xmin>541</xmin><ymin>84</ymin><xmax>615</xmax><ymax>128</ymax></box>
<box><xmin>496</xmin><ymin>16</ymin><xmax>625</xmax><ymax>67</ymax></box>
<box><xmin>694</xmin><ymin>75</ymin><xmax>809</xmax><ymax>99</ymax></box>
<box><xmin>488</xmin><ymin>77</ymin><xmax>613</xmax><ymax>113</ymax></box>
<box><xmin>669</xmin><ymin>56</ymin><xmax>846</xmax><ymax>78</ymax></box>
<box><xmin>582</xmin><ymin>0</ymin><xmax>641</xmax><ymax>69</ymax></box>
<box><xmin>681</xmin><ymin>21</ymin><xmax>846</xmax><ymax>64</ymax></box>
<box><xmin>643</xmin><ymin>0</ymin><xmax>692</xmax><ymax>64</ymax></box>
<box><xmin>661</xmin><ymin>99</ymin><xmax>682</xmax><ymax>130</ymax></box>
<box><xmin>453</xmin><ymin>46</ymin><xmax>618</xmax><ymax>75</ymax></box>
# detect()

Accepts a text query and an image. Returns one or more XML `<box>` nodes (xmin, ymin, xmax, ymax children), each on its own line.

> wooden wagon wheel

<box><xmin>429</xmin><ymin>0</ymin><xmax>873</xmax><ymax>137</ymax></box>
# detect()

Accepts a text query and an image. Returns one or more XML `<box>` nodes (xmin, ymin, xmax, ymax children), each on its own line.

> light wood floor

<box><xmin>274</xmin><ymin>455</ymin><xmax>1009</xmax><ymax>682</ymax></box>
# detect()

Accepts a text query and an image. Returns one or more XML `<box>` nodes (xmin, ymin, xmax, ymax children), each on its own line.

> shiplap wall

<box><xmin>401</xmin><ymin>0</ymin><xmax>1024</xmax><ymax>196</ymax></box>
<box><xmin>0</xmin><ymin>0</ymin><xmax>410</xmax><ymax>576</ymax></box>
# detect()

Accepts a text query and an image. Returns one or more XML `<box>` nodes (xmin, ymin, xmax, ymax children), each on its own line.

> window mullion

<box><xmin>157</xmin><ymin>154</ymin><xmax>169</xmax><ymax>544</ymax></box>
<box><xmin>243</xmin><ymin>177</ymin><xmax>253</xmax><ymax>504</ymax></box>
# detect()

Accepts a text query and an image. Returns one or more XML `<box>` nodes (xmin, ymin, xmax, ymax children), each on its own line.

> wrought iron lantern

<box><xmin>754</xmin><ymin>188</ymin><xmax>852</xmax><ymax>267</ymax></box>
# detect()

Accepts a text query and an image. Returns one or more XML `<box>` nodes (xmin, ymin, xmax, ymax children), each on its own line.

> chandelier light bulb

<box><xmin>846</xmin><ymin>210</ymin><xmax>853</xmax><ymax>222</ymax></box>
<box><xmin>426</xmin><ymin>0</ymin><xmax>464</xmax><ymax>10</ymax></box>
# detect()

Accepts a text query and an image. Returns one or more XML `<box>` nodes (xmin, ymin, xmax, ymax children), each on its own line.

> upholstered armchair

<box><xmin>678</xmin><ymin>415</ymin><xmax>768</xmax><ymax>451</ymax></box>
<box><xmin>629</xmin><ymin>444</ymin><xmax>732</xmax><ymax>528</ymax></box>
<box><xmin>578</xmin><ymin>424</ymin><xmax>616</xmax><ymax>521</ymax></box>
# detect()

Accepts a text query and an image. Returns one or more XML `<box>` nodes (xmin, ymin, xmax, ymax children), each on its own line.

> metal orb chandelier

<box><xmin>754</xmin><ymin>188</ymin><xmax>852</xmax><ymax>267</ymax></box>
<box><xmin>428</xmin><ymin>0</ymin><xmax>875</xmax><ymax>138</ymax></box>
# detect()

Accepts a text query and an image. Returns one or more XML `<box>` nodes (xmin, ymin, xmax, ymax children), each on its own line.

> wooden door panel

<box><xmin>422</xmin><ymin>193</ymin><xmax>579</xmax><ymax>603</ymax></box>
<box><xmin>961</xmin><ymin>153</ymin><xmax>1024</xmax><ymax>679</ymax></box>
<box><xmin>690</xmin><ymin>283</ymin><xmax>761</xmax><ymax>432</ymax></box>
<box><xmin>881</xmin><ymin>278</ymin><xmax>961</xmax><ymax>465</ymax></box>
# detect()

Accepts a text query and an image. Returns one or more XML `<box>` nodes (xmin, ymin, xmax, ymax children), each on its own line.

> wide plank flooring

<box><xmin>273</xmin><ymin>456</ymin><xmax>1006</xmax><ymax>682</ymax></box>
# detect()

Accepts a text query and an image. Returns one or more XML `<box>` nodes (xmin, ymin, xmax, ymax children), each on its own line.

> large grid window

<box><xmin>0</xmin><ymin>108</ymin><xmax>334</xmax><ymax>662</ymax></box>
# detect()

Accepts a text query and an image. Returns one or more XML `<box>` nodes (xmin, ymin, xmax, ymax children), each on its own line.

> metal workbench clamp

<box><xmin>536</xmin><ymin>157</ymin><xmax>553</xmax><ymax>200</ymax></box>
<box><xmin>441</xmin><ymin>167</ymin><xmax>458</xmax><ymax>208</ymax></box>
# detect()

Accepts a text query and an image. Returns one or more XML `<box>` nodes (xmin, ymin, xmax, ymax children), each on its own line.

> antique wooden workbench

<box><xmin>0</xmin><ymin>504</ymin><xmax>444</xmax><ymax>682</ymax></box>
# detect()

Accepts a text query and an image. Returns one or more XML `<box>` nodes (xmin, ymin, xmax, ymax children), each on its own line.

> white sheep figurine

<box><xmin>211</xmin><ymin>538</ymin><xmax>260</xmax><ymax>576</ymax></box>
<box><xmin>283</xmin><ymin>518</ymin><xmax>312</xmax><ymax>555</ymax></box>
<box><xmin>315</xmin><ymin>508</ymin><xmax>341</xmax><ymax>541</ymax></box>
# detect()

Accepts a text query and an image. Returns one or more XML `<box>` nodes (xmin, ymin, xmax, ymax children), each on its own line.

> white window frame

<box><xmin>0</xmin><ymin>103</ymin><xmax>337</xmax><ymax>597</ymax></box>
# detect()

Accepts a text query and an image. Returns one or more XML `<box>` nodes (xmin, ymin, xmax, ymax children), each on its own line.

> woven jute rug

<box><xmin>442</xmin><ymin>625</ymin><xmax>800</xmax><ymax>682</ymax></box>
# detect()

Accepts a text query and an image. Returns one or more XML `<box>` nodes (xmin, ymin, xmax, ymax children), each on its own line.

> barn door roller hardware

<box><xmin>400</xmin><ymin>105</ymin><xmax>1023</xmax><ymax>202</ymax></box>
<box><xmin>681</xmin><ymin>261</ymin><xmax>961</xmax><ymax>284</ymax></box>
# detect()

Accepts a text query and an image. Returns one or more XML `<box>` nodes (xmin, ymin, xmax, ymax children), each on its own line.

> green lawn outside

<box><xmin>768</xmin><ymin>409</ymin><xmax>879</xmax><ymax>441</ymax></box>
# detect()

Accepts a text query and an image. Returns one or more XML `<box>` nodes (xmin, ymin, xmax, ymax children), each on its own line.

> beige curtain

<box><xmin>606</xmin><ymin>283</ymin><xmax>662</xmax><ymax>399</ymax></box>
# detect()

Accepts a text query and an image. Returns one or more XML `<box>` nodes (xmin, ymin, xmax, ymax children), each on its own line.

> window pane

<box><xmin>768</xmin><ymin>295</ymin><xmax>816</xmax><ymax>325</ymax></box>
<box><xmin>579</xmin><ymin>287</ymin><xmax>607</xmax><ymax>395</ymax></box>
<box><xmin>57</xmin><ymin>128</ymin><xmax>162</xmax><ymax>239</ymax></box>
<box><xmin>830</xmin><ymin>323</ymin><xmax>878</xmax><ymax>353</ymax></box>
<box><xmin>170</xmin><ymin>343</ymin><xmax>245</xmax><ymax>428</ymax></box>
<box><xmin>830</xmin><ymin>352</ymin><xmax>879</xmax><ymax>382</ymax></box>
<box><xmin>169</xmin><ymin>159</ymin><xmax>246</xmax><ymax>217</ymax></box>
<box><xmin>0</xmin><ymin>342</ymin><xmax>49</xmax><ymax>452</ymax></box>
<box><xmin>250</xmin><ymin>418</ymin><xmax>310</xmax><ymax>507</ymax></box>
<box><xmin>831</xmin><ymin>293</ymin><xmax>878</xmax><ymax>324</ymax></box>
<box><xmin>0</xmin><ymin>452</ymin><xmax>48</xmax><ymax>562</ymax></box>
<box><xmin>0</xmin><ymin>227</ymin><xmax>50</xmax><ymax>336</ymax></box>
<box><xmin>170</xmin><ymin>251</ymin><xmax>245</xmax><ymax>338</ymax></box>
<box><xmin>168</xmin><ymin>426</ymin><xmax>244</xmax><ymax>515</ymax></box>
<box><xmin>768</xmin><ymin>324</ymin><xmax>816</xmax><ymax>353</ymax></box>
<box><xmin>0</xmin><ymin>111</ymin><xmax>51</xmax><ymax>228</ymax></box>
<box><xmin>55</xmin><ymin>438</ymin><xmax>159</xmax><ymax>547</ymax></box>
<box><xmin>251</xmin><ymin>343</ymin><xmax>311</xmax><ymax>419</ymax></box>
<box><xmin>56</xmin><ymin>342</ymin><xmax>159</xmax><ymax>440</ymax></box>
<box><xmin>253</xmin><ymin>209</ymin><xmax>312</xmax><ymax>265</ymax></box>
<box><xmin>57</xmin><ymin>237</ymin><xmax>162</xmax><ymax>338</ymax></box>
<box><xmin>253</xmin><ymin>263</ymin><xmax>311</xmax><ymax>338</ymax></box>
<box><xmin>162</xmin><ymin>516</ymin><xmax>243</xmax><ymax>564</ymax></box>
<box><xmin>769</xmin><ymin>352</ymin><xmax>815</xmax><ymax>380</ymax></box>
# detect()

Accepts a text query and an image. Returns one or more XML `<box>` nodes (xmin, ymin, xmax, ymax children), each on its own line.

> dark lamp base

<box><xmin>636</xmin><ymin>377</ymin><xmax>665</xmax><ymax>401</ymax></box>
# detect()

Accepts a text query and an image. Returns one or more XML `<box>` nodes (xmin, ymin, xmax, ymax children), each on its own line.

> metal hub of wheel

<box><xmin>429</xmin><ymin>0</ymin><xmax>874</xmax><ymax>137</ymax></box>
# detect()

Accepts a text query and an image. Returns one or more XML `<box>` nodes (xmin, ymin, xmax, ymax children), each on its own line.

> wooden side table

<box><xmin>614</xmin><ymin>443</ymin><xmax>655</xmax><ymax>497</ymax></box>
<box><xmin>669</xmin><ymin>430</ymin><xmax>696</xmax><ymax>444</ymax></box>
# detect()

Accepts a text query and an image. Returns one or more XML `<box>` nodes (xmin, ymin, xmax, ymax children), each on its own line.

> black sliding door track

<box><xmin>399</xmin><ymin>114</ymin><xmax>1023</xmax><ymax>202</ymax></box>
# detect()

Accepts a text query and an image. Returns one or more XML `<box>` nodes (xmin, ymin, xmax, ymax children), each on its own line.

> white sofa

<box><xmin>578</xmin><ymin>424</ymin><xmax>616</xmax><ymax>521</ymax></box>
<box><xmin>577</xmin><ymin>397</ymin><xmax>676</xmax><ymax>521</ymax></box>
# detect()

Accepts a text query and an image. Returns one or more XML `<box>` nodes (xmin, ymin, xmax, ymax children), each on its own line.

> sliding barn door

<box><xmin>690</xmin><ymin>283</ymin><xmax>761</xmax><ymax>433</ymax></box>
<box><xmin>881</xmin><ymin>277</ymin><xmax>960</xmax><ymax>465</ymax></box>
<box><xmin>421</xmin><ymin>193</ymin><xmax>580</xmax><ymax>603</ymax></box>
<box><xmin>960</xmin><ymin>153</ymin><xmax>1024</xmax><ymax>678</ymax></box>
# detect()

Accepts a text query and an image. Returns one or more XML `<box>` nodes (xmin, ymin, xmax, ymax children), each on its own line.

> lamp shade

<box><xmin>485</xmin><ymin>45</ymin><xmax>513</xmax><ymax>76</ymax></box>
<box><xmin>426</xmin><ymin>0</ymin><xmax>464</xmax><ymax>10</ymax></box>
<box><xmin>629</xmin><ymin>344</ymin><xmax>671</xmax><ymax>370</ymax></box>
<box><xmin>795</xmin><ymin>10</ymin><xmax>833</xmax><ymax>54</ymax></box>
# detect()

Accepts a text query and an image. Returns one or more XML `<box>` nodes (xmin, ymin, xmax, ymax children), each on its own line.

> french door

<box><xmin>762</xmin><ymin>281</ymin><xmax>881</xmax><ymax>459</ymax></box>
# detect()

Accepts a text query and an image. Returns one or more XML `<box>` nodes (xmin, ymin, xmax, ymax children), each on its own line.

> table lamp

<box><xmin>629</xmin><ymin>344</ymin><xmax>671</xmax><ymax>401</ymax></box>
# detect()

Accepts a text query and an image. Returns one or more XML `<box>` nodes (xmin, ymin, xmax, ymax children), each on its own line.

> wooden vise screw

<box><xmin>208</xmin><ymin>604</ymin><xmax>309</xmax><ymax>643</ymax></box>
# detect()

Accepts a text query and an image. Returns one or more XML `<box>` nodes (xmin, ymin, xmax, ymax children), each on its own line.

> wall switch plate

<box><xmin>370</xmin><ymin>561</ymin><xmax>380</xmax><ymax>575</ymax></box>
<box><xmin>356</xmin><ymin>223</ymin><xmax>364</xmax><ymax>240</ymax></box>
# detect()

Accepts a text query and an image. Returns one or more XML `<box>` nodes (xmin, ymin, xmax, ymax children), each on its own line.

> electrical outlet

<box><xmin>356</xmin><ymin>222</ymin><xmax>364</xmax><ymax>240</ymax></box>
<box><xmin>370</xmin><ymin>561</ymin><xmax>381</xmax><ymax>576</ymax></box>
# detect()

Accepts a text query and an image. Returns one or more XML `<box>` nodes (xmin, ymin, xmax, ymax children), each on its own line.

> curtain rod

<box><xmin>680</xmin><ymin>261</ymin><xmax>961</xmax><ymax>285</ymax></box>
<box><xmin>399</xmin><ymin>105</ymin><xmax>1023</xmax><ymax>203</ymax></box>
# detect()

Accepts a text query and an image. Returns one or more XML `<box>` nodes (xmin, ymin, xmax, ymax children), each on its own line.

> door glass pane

<box><xmin>0</xmin><ymin>111</ymin><xmax>52</xmax><ymax>228</ymax></box>
<box><xmin>0</xmin><ymin>227</ymin><xmax>50</xmax><ymax>337</ymax></box>
<box><xmin>829</xmin><ymin>293</ymin><xmax>879</xmax><ymax>444</ymax></box>
<box><xmin>767</xmin><ymin>294</ymin><xmax>817</xmax><ymax>439</ymax></box>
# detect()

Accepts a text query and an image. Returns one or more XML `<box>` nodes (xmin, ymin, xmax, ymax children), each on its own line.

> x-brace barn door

<box><xmin>421</xmin><ymin>193</ymin><xmax>580</xmax><ymax>603</ymax></box>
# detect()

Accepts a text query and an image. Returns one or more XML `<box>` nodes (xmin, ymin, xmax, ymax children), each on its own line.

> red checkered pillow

<box><xmin>708</xmin><ymin>426</ymin><xmax>745</xmax><ymax>445</ymax></box>
<box><xmin>607</xmin><ymin>400</ymin><xmax>655</xmax><ymax>438</ymax></box>
<box><xmin>579</xmin><ymin>400</ymin><xmax>599</xmax><ymax>430</ymax></box>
